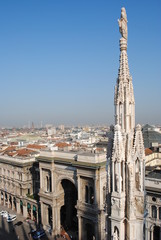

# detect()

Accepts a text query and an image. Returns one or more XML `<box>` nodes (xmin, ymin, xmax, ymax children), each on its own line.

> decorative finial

<box><xmin>118</xmin><ymin>7</ymin><xmax>128</xmax><ymax>40</ymax></box>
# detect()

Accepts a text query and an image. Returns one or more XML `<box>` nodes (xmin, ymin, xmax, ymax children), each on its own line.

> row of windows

<box><xmin>0</xmin><ymin>168</ymin><xmax>25</xmax><ymax>180</ymax></box>
<box><xmin>151</xmin><ymin>205</ymin><xmax>161</xmax><ymax>219</ymax></box>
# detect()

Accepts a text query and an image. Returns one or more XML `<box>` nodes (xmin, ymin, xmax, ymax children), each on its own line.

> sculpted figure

<box><xmin>118</xmin><ymin>7</ymin><xmax>128</xmax><ymax>40</ymax></box>
<box><xmin>116</xmin><ymin>174</ymin><xmax>119</xmax><ymax>192</ymax></box>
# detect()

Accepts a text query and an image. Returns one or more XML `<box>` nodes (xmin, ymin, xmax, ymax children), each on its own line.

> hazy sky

<box><xmin>0</xmin><ymin>1</ymin><xmax>161</xmax><ymax>127</ymax></box>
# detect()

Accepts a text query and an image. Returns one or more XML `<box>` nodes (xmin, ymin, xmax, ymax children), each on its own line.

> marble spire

<box><xmin>114</xmin><ymin>7</ymin><xmax>135</xmax><ymax>133</ymax></box>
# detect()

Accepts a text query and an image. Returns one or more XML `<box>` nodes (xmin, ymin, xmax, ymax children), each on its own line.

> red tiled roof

<box><xmin>145</xmin><ymin>148</ymin><xmax>153</xmax><ymax>156</ymax></box>
<box><xmin>27</xmin><ymin>144</ymin><xmax>46</xmax><ymax>150</ymax></box>
<box><xmin>16</xmin><ymin>148</ymin><xmax>36</xmax><ymax>156</ymax></box>
<box><xmin>3</xmin><ymin>146</ymin><xmax>16</xmax><ymax>152</ymax></box>
<box><xmin>55</xmin><ymin>142</ymin><xmax>70</xmax><ymax>148</ymax></box>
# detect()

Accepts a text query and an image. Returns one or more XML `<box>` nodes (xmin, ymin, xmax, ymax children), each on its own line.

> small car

<box><xmin>32</xmin><ymin>229</ymin><xmax>46</xmax><ymax>239</ymax></box>
<box><xmin>7</xmin><ymin>214</ymin><xmax>17</xmax><ymax>222</ymax></box>
<box><xmin>0</xmin><ymin>211</ymin><xmax>9</xmax><ymax>218</ymax></box>
<box><xmin>0</xmin><ymin>210</ymin><xmax>5</xmax><ymax>215</ymax></box>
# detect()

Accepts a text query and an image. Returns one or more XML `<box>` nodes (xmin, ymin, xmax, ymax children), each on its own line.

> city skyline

<box><xmin>0</xmin><ymin>1</ymin><xmax>161</xmax><ymax>127</ymax></box>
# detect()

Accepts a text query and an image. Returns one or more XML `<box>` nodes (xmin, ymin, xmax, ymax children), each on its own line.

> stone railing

<box><xmin>145</xmin><ymin>152</ymin><xmax>161</xmax><ymax>166</ymax></box>
<box><xmin>39</xmin><ymin>149</ymin><xmax>107</xmax><ymax>164</ymax></box>
<box><xmin>145</xmin><ymin>177</ymin><xmax>161</xmax><ymax>191</ymax></box>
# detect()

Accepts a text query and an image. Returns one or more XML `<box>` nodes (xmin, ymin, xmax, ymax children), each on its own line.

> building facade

<box><xmin>145</xmin><ymin>152</ymin><xmax>161</xmax><ymax>240</ymax></box>
<box><xmin>38</xmin><ymin>150</ymin><xmax>107</xmax><ymax>239</ymax></box>
<box><xmin>0</xmin><ymin>155</ymin><xmax>40</xmax><ymax>223</ymax></box>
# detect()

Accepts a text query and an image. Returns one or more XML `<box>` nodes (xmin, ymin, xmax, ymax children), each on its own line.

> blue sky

<box><xmin>0</xmin><ymin>1</ymin><xmax>161</xmax><ymax>127</ymax></box>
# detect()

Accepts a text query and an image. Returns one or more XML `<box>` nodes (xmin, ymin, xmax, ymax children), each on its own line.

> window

<box><xmin>159</xmin><ymin>207</ymin><xmax>161</xmax><ymax>220</ymax></box>
<box><xmin>152</xmin><ymin>205</ymin><xmax>157</xmax><ymax>218</ymax></box>
<box><xmin>89</xmin><ymin>187</ymin><xmax>94</xmax><ymax>204</ymax></box>
<box><xmin>152</xmin><ymin>197</ymin><xmax>156</xmax><ymax>202</ymax></box>
<box><xmin>85</xmin><ymin>185</ymin><xmax>88</xmax><ymax>203</ymax></box>
<box><xmin>46</xmin><ymin>176</ymin><xmax>50</xmax><ymax>192</ymax></box>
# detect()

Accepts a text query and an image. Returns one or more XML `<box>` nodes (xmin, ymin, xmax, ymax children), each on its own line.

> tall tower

<box><xmin>107</xmin><ymin>7</ymin><xmax>145</xmax><ymax>240</ymax></box>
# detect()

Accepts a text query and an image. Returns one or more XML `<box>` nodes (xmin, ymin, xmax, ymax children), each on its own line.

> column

<box><xmin>140</xmin><ymin>161</ymin><xmax>143</xmax><ymax>191</ymax></box>
<box><xmin>123</xmin><ymin>162</ymin><xmax>125</xmax><ymax>192</ymax></box>
<box><xmin>23</xmin><ymin>202</ymin><xmax>28</xmax><ymax>218</ymax></box>
<box><xmin>112</xmin><ymin>162</ymin><xmax>114</xmax><ymax>192</ymax></box>
<box><xmin>12</xmin><ymin>197</ymin><xmax>14</xmax><ymax>210</ymax></box>
<box><xmin>78</xmin><ymin>216</ymin><xmax>82</xmax><ymax>240</ymax></box>
<box><xmin>77</xmin><ymin>175</ymin><xmax>81</xmax><ymax>201</ymax></box>
<box><xmin>31</xmin><ymin>205</ymin><xmax>33</xmax><ymax>220</ymax></box>
<box><xmin>36</xmin><ymin>208</ymin><xmax>39</xmax><ymax>224</ymax></box>
<box><xmin>57</xmin><ymin>205</ymin><xmax>60</xmax><ymax>233</ymax></box>
<box><xmin>52</xmin><ymin>206</ymin><xmax>55</xmax><ymax>233</ymax></box>
<box><xmin>40</xmin><ymin>202</ymin><xmax>44</xmax><ymax>226</ymax></box>
<box><xmin>3</xmin><ymin>193</ymin><xmax>6</xmax><ymax>206</ymax></box>
<box><xmin>118</xmin><ymin>162</ymin><xmax>121</xmax><ymax>193</ymax></box>
<box><xmin>94</xmin><ymin>174</ymin><xmax>99</xmax><ymax>205</ymax></box>
<box><xmin>145</xmin><ymin>228</ymin><xmax>150</xmax><ymax>240</ymax></box>
<box><xmin>7</xmin><ymin>194</ymin><xmax>10</xmax><ymax>208</ymax></box>
<box><xmin>51</xmin><ymin>170</ymin><xmax>54</xmax><ymax>193</ymax></box>
<box><xmin>40</xmin><ymin>169</ymin><xmax>43</xmax><ymax>190</ymax></box>
<box><xmin>150</xmin><ymin>228</ymin><xmax>154</xmax><ymax>240</ymax></box>
<box><xmin>157</xmin><ymin>207</ymin><xmax>159</xmax><ymax>220</ymax></box>
<box><xmin>17</xmin><ymin>199</ymin><xmax>20</xmax><ymax>214</ymax></box>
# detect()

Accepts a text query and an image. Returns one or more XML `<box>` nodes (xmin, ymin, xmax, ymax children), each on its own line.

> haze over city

<box><xmin>0</xmin><ymin>1</ymin><xmax>161</xmax><ymax>127</ymax></box>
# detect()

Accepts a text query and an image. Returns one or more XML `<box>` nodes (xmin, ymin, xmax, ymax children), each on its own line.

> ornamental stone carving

<box><xmin>118</xmin><ymin>7</ymin><xmax>128</xmax><ymax>40</ymax></box>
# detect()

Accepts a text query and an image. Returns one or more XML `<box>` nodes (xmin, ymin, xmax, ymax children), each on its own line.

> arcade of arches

<box><xmin>0</xmin><ymin>191</ymin><xmax>39</xmax><ymax>223</ymax></box>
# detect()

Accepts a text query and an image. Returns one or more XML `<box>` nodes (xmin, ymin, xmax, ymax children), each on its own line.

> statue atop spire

<box><xmin>118</xmin><ymin>7</ymin><xmax>128</xmax><ymax>40</ymax></box>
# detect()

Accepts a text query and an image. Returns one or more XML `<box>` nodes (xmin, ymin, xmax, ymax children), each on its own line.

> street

<box><xmin>0</xmin><ymin>205</ymin><xmax>52</xmax><ymax>240</ymax></box>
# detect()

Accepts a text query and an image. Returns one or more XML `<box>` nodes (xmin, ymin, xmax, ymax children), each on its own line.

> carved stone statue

<box><xmin>118</xmin><ymin>7</ymin><xmax>128</xmax><ymax>40</ymax></box>
<box><xmin>116</xmin><ymin>174</ymin><xmax>119</xmax><ymax>192</ymax></box>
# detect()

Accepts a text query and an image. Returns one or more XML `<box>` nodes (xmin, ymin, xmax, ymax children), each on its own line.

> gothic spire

<box><xmin>114</xmin><ymin>7</ymin><xmax>135</xmax><ymax>133</ymax></box>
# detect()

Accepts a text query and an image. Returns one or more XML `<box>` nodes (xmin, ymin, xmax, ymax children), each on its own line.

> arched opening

<box><xmin>48</xmin><ymin>205</ymin><xmax>52</xmax><ymax>229</ymax></box>
<box><xmin>153</xmin><ymin>226</ymin><xmax>161</xmax><ymax>240</ymax></box>
<box><xmin>60</xmin><ymin>179</ymin><xmax>78</xmax><ymax>236</ymax></box>
<box><xmin>13</xmin><ymin>197</ymin><xmax>16</xmax><ymax>210</ymax></box>
<box><xmin>85</xmin><ymin>223</ymin><xmax>94</xmax><ymax>240</ymax></box>
<box><xmin>114</xmin><ymin>161</ymin><xmax>117</xmax><ymax>192</ymax></box>
<box><xmin>9</xmin><ymin>195</ymin><xmax>12</xmax><ymax>208</ymax></box>
<box><xmin>113</xmin><ymin>226</ymin><xmax>119</xmax><ymax>240</ymax></box>
<box><xmin>5</xmin><ymin>193</ymin><xmax>8</xmax><ymax>205</ymax></box>
<box><xmin>135</xmin><ymin>158</ymin><xmax>140</xmax><ymax>190</ymax></box>
<box><xmin>27</xmin><ymin>203</ymin><xmax>31</xmax><ymax>218</ymax></box>
<box><xmin>20</xmin><ymin>200</ymin><xmax>23</xmax><ymax>214</ymax></box>
<box><xmin>33</xmin><ymin>205</ymin><xmax>37</xmax><ymax>222</ymax></box>
<box><xmin>1</xmin><ymin>192</ymin><xmax>4</xmax><ymax>204</ymax></box>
